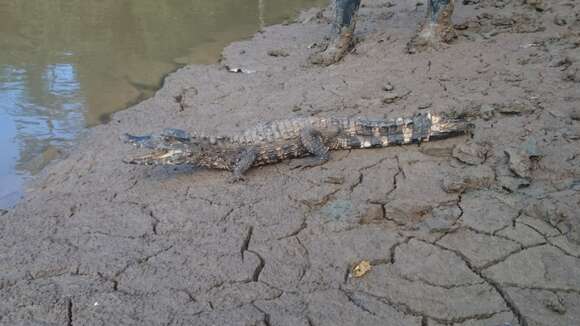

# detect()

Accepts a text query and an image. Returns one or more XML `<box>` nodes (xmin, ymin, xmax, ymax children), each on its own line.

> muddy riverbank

<box><xmin>1</xmin><ymin>0</ymin><xmax>580</xmax><ymax>325</ymax></box>
<box><xmin>0</xmin><ymin>0</ymin><xmax>325</xmax><ymax>209</ymax></box>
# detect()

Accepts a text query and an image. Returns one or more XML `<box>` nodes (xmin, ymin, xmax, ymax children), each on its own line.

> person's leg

<box><xmin>309</xmin><ymin>0</ymin><xmax>361</xmax><ymax>66</ymax></box>
<box><xmin>407</xmin><ymin>0</ymin><xmax>456</xmax><ymax>53</ymax></box>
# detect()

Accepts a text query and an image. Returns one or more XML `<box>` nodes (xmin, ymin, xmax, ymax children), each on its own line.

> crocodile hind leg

<box><xmin>291</xmin><ymin>128</ymin><xmax>331</xmax><ymax>169</ymax></box>
<box><xmin>229</xmin><ymin>148</ymin><xmax>258</xmax><ymax>183</ymax></box>
<box><xmin>309</xmin><ymin>0</ymin><xmax>361</xmax><ymax>66</ymax></box>
<box><xmin>407</xmin><ymin>0</ymin><xmax>457</xmax><ymax>53</ymax></box>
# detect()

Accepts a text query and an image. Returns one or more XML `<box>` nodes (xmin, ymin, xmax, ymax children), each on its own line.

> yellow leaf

<box><xmin>352</xmin><ymin>260</ymin><xmax>372</xmax><ymax>278</ymax></box>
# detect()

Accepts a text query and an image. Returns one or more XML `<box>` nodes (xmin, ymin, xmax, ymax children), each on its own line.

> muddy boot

<box><xmin>407</xmin><ymin>0</ymin><xmax>457</xmax><ymax>53</ymax></box>
<box><xmin>309</xmin><ymin>26</ymin><xmax>355</xmax><ymax>66</ymax></box>
<box><xmin>309</xmin><ymin>0</ymin><xmax>361</xmax><ymax>66</ymax></box>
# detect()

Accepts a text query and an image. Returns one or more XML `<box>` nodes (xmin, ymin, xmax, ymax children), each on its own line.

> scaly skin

<box><xmin>123</xmin><ymin>111</ymin><xmax>473</xmax><ymax>180</ymax></box>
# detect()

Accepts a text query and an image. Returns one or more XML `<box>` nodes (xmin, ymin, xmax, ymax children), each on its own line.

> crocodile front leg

<box><xmin>291</xmin><ymin>127</ymin><xmax>331</xmax><ymax>169</ymax></box>
<box><xmin>229</xmin><ymin>148</ymin><xmax>258</xmax><ymax>183</ymax></box>
<box><xmin>407</xmin><ymin>0</ymin><xmax>457</xmax><ymax>53</ymax></box>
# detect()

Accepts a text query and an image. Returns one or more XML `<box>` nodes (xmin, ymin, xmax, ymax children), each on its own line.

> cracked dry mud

<box><xmin>1</xmin><ymin>0</ymin><xmax>580</xmax><ymax>325</ymax></box>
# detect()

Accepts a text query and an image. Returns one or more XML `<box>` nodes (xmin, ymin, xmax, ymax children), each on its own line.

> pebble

<box><xmin>554</xmin><ymin>14</ymin><xmax>567</xmax><ymax>26</ymax></box>
<box><xmin>497</xmin><ymin>102</ymin><xmax>529</xmax><ymax>115</ymax></box>
<box><xmin>523</xmin><ymin>137</ymin><xmax>542</xmax><ymax>159</ymax></box>
<box><xmin>383</xmin><ymin>90</ymin><xmax>410</xmax><ymax>104</ymax></box>
<box><xmin>570</xmin><ymin>108</ymin><xmax>580</xmax><ymax>121</ymax></box>
<box><xmin>564</xmin><ymin>65</ymin><xmax>580</xmax><ymax>83</ymax></box>
<box><xmin>382</xmin><ymin>83</ymin><xmax>395</xmax><ymax>92</ymax></box>
<box><xmin>543</xmin><ymin>295</ymin><xmax>567</xmax><ymax>314</ymax></box>
<box><xmin>267</xmin><ymin>49</ymin><xmax>289</xmax><ymax>57</ymax></box>
<box><xmin>480</xmin><ymin>104</ymin><xmax>496</xmax><ymax>121</ymax></box>
<box><xmin>525</xmin><ymin>0</ymin><xmax>545</xmax><ymax>12</ymax></box>
<box><xmin>383</xmin><ymin>93</ymin><xmax>401</xmax><ymax>104</ymax></box>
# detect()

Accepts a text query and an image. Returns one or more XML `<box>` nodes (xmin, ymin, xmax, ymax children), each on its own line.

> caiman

<box><xmin>123</xmin><ymin>111</ymin><xmax>473</xmax><ymax>181</ymax></box>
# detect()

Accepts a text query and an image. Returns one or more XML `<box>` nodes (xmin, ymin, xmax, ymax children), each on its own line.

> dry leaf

<box><xmin>352</xmin><ymin>260</ymin><xmax>372</xmax><ymax>278</ymax></box>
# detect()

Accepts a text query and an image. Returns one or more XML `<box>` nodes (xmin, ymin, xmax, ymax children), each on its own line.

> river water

<box><xmin>0</xmin><ymin>0</ymin><xmax>326</xmax><ymax>208</ymax></box>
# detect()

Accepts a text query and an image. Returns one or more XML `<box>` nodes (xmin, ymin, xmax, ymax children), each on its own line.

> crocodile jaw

<box><xmin>122</xmin><ymin>130</ymin><xmax>201</xmax><ymax>166</ymax></box>
<box><xmin>124</xmin><ymin>148</ymin><xmax>192</xmax><ymax>166</ymax></box>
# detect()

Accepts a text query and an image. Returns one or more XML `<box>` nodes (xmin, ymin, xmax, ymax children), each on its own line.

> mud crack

<box><xmin>386</xmin><ymin>155</ymin><xmax>406</xmax><ymax>199</ymax></box>
<box><xmin>277</xmin><ymin>212</ymin><xmax>308</xmax><ymax>240</ymax></box>
<box><xmin>148</xmin><ymin>210</ymin><xmax>159</xmax><ymax>236</ymax></box>
<box><xmin>247</xmin><ymin>250</ymin><xmax>265</xmax><ymax>282</ymax></box>
<box><xmin>340</xmin><ymin>287</ymin><xmax>509</xmax><ymax>324</ymax></box>
<box><xmin>350</xmin><ymin>156</ymin><xmax>392</xmax><ymax>193</ymax></box>
<box><xmin>296</xmin><ymin>237</ymin><xmax>311</xmax><ymax>283</ymax></box>
<box><xmin>112</xmin><ymin>245</ymin><xmax>175</xmax><ymax>285</ymax></box>
<box><xmin>428</xmin><ymin>240</ymin><xmax>528</xmax><ymax>326</ymax></box>
<box><xmin>251</xmin><ymin>304</ymin><xmax>272</xmax><ymax>326</ymax></box>
<box><xmin>66</xmin><ymin>297</ymin><xmax>73</xmax><ymax>326</ymax></box>
<box><xmin>241</xmin><ymin>226</ymin><xmax>253</xmax><ymax>261</ymax></box>
<box><xmin>342</xmin><ymin>290</ymin><xmax>379</xmax><ymax>317</ymax></box>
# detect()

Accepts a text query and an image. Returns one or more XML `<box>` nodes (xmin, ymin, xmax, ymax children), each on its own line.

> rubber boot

<box><xmin>407</xmin><ymin>0</ymin><xmax>457</xmax><ymax>53</ymax></box>
<box><xmin>309</xmin><ymin>0</ymin><xmax>361</xmax><ymax>66</ymax></box>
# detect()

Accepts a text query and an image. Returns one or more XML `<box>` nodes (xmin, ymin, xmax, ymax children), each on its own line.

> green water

<box><xmin>0</xmin><ymin>0</ymin><xmax>326</xmax><ymax>208</ymax></box>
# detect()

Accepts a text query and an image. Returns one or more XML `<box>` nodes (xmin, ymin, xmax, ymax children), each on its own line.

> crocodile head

<box><xmin>122</xmin><ymin>129</ymin><xmax>202</xmax><ymax>166</ymax></box>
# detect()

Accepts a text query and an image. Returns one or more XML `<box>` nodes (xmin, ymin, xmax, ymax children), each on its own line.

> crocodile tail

<box><xmin>349</xmin><ymin>112</ymin><xmax>427</xmax><ymax>147</ymax></box>
<box><xmin>429</xmin><ymin>112</ymin><xmax>474</xmax><ymax>140</ymax></box>
<box><xmin>345</xmin><ymin>112</ymin><xmax>471</xmax><ymax>149</ymax></box>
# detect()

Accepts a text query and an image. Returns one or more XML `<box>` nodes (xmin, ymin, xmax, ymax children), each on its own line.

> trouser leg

<box><xmin>334</xmin><ymin>0</ymin><xmax>361</xmax><ymax>31</ymax></box>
